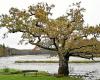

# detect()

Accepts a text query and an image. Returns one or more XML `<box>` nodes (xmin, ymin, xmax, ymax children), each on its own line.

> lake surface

<box><xmin>0</xmin><ymin>55</ymin><xmax>100</xmax><ymax>80</ymax></box>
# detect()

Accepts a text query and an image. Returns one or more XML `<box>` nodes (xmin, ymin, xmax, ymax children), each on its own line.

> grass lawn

<box><xmin>0</xmin><ymin>68</ymin><xmax>82</xmax><ymax>80</ymax></box>
<box><xmin>0</xmin><ymin>74</ymin><xmax>82</xmax><ymax>80</ymax></box>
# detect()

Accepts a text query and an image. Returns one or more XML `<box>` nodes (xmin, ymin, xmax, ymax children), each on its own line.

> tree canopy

<box><xmin>0</xmin><ymin>2</ymin><xmax>100</xmax><ymax>76</ymax></box>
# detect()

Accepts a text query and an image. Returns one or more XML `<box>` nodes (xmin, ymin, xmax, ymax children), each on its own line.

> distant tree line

<box><xmin>0</xmin><ymin>44</ymin><xmax>16</xmax><ymax>57</ymax></box>
<box><xmin>0</xmin><ymin>44</ymin><xmax>7</xmax><ymax>56</ymax></box>
<box><xmin>0</xmin><ymin>44</ymin><xmax>56</xmax><ymax>57</ymax></box>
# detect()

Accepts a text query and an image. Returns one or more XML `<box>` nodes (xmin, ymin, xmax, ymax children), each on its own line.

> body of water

<box><xmin>0</xmin><ymin>55</ymin><xmax>100</xmax><ymax>80</ymax></box>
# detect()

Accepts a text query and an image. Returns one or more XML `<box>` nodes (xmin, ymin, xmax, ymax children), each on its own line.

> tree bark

<box><xmin>58</xmin><ymin>54</ymin><xmax>69</xmax><ymax>76</ymax></box>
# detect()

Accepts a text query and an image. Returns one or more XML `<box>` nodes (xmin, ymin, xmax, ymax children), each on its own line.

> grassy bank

<box><xmin>15</xmin><ymin>60</ymin><xmax>58</xmax><ymax>63</ymax></box>
<box><xmin>15</xmin><ymin>60</ymin><xmax>100</xmax><ymax>63</ymax></box>
<box><xmin>0</xmin><ymin>68</ymin><xmax>82</xmax><ymax>80</ymax></box>
<box><xmin>0</xmin><ymin>74</ymin><xmax>82</xmax><ymax>80</ymax></box>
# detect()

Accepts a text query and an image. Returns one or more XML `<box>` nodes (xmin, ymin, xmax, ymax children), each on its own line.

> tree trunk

<box><xmin>58</xmin><ymin>54</ymin><xmax>69</xmax><ymax>76</ymax></box>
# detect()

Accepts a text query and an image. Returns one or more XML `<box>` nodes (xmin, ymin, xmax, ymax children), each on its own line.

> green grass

<box><xmin>15</xmin><ymin>60</ymin><xmax>100</xmax><ymax>63</ymax></box>
<box><xmin>0</xmin><ymin>68</ymin><xmax>82</xmax><ymax>80</ymax></box>
<box><xmin>0</xmin><ymin>74</ymin><xmax>82</xmax><ymax>80</ymax></box>
<box><xmin>0</xmin><ymin>68</ymin><xmax>19</xmax><ymax>73</ymax></box>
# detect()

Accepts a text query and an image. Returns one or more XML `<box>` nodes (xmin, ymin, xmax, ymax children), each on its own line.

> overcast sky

<box><xmin>0</xmin><ymin>0</ymin><xmax>100</xmax><ymax>49</ymax></box>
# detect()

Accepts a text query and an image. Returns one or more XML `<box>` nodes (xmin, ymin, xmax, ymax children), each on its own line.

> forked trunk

<box><xmin>58</xmin><ymin>54</ymin><xmax>69</xmax><ymax>76</ymax></box>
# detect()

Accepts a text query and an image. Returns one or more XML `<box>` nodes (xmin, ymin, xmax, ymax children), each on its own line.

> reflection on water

<box><xmin>0</xmin><ymin>55</ymin><xmax>100</xmax><ymax>80</ymax></box>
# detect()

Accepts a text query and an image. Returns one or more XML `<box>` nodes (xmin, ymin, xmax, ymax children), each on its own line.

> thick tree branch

<box><xmin>52</xmin><ymin>38</ymin><xmax>58</xmax><ymax>50</ymax></box>
<box><xmin>69</xmin><ymin>44</ymin><xmax>95</xmax><ymax>52</ymax></box>
<box><xmin>70</xmin><ymin>52</ymin><xmax>94</xmax><ymax>60</ymax></box>
<box><xmin>29</xmin><ymin>40</ymin><xmax>57</xmax><ymax>51</ymax></box>
<box><xmin>11</xmin><ymin>28</ymin><xmax>58</xmax><ymax>51</ymax></box>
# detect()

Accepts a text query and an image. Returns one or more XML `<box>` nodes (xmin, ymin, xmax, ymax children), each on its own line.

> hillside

<box><xmin>0</xmin><ymin>44</ymin><xmax>56</xmax><ymax>57</ymax></box>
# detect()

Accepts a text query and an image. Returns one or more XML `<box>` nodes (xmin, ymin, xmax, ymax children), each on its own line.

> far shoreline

<box><xmin>15</xmin><ymin>60</ymin><xmax>100</xmax><ymax>63</ymax></box>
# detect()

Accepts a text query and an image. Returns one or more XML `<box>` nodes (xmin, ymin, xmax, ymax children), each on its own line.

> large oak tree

<box><xmin>0</xmin><ymin>2</ymin><xmax>100</xmax><ymax>76</ymax></box>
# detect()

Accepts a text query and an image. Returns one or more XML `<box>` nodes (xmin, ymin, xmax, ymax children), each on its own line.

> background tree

<box><xmin>0</xmin><ymin>2</ymin><xmax>100</xmax><ymax>76</ymax></box>
<box><xmin>0</xmin><ymin>44</ymin><xmax>7</xmax><ymax>56</ymax></box>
